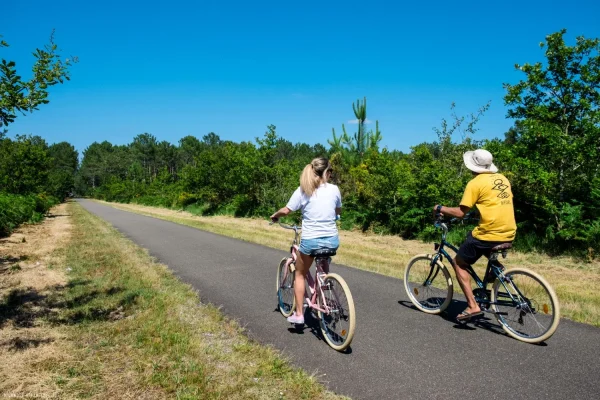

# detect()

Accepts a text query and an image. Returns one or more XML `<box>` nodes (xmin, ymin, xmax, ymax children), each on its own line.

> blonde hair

<box><xmin>300</xmin><ymin>157</ymin><xmax>331</xmax><ymax>196</ymax></box>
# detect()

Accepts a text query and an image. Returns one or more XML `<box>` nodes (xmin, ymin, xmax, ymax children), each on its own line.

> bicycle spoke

<box><xmin>319</xmin><ymin>274</ymin><xmax>355</xmax><ymax>350</ymax></box>
<box><xmin>323</xmin><ymin>282</ymin><xmax>349</xmax><ymax>340</ymax></box>
<box><xmin>507</xmin><ymin>279</ymin><xmax>550</xmax><ymax>334</ymax></box>
<box><xmin>493</xmin><ymin>269</ymin><xmax>558</xmax><ymax>342</ymax></box>
<box><xmin>404</xmin><ymin>256</ymin><xmax>452</xmax><ymax>314</ymax></box>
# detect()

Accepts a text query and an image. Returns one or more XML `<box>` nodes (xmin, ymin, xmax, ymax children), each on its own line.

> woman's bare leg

<box><xmin>293</xmin><ymin>252</ymin><xmax>314</xmax><ymax>317</ymax></box>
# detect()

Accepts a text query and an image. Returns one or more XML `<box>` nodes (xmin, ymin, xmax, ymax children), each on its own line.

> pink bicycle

<box><xmin>274</xmin><ymin>222</ymin><xmax>356</xmax><ymax>351</ymax></box>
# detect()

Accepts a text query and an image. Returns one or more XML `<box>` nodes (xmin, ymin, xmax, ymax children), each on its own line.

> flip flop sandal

<box><xmin>456</xmin><ymin>310</ymin><xmax>484</xmax><ymax>321</ymax></box>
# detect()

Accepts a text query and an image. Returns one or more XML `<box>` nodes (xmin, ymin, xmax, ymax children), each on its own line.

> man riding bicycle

<box><xmin>433</xmin><ymin>149</ymin><xmax>516</xmax><ymax>321</ymax></box>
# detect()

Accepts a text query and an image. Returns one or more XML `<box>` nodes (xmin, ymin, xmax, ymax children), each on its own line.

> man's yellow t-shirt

<box><xmin>460</xmin><ymin>173</ymin><xmax>517</xmax><ymax>242</ymax></box>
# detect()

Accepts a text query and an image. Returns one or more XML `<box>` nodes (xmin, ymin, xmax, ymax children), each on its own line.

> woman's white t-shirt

<box><xmin>286</xmin><ymin>183</ymin><xmax>342</xmax><ymax>239</ymax></box>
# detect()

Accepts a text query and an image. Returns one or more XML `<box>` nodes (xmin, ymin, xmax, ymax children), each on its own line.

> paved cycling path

<box><xmin>77</xmin><ymin>200</ymin><xmax>600</xmax><ymax>400</ymax></box>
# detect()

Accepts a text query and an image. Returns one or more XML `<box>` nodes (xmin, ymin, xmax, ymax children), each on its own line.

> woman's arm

<box><xmin>270</xmin><ymin>206</ymin><xmax>292</xmax><ymax>222</ymax></box>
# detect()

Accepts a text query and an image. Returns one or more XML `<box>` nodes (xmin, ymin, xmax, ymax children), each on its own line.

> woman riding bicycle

<box><xmin>270</xmin><ymin>157</ymin><xmax>342</xmax><ymax>325</ymax></box>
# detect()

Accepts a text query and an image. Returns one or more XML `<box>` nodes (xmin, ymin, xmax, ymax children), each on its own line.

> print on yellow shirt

<box><xmin>460</xmin><ymin>173</ymin><xmax>517</xmax><ymax>242</ymax></box>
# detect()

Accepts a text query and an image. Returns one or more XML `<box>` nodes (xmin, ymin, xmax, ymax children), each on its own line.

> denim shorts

<box><xmin>299</xmin><ymin>235</ymin><xmax>340</xmax><ymax>256</ymax></box>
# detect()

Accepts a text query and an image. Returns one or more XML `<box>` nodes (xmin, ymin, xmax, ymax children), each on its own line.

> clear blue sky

<box><xmin>2</xmin><ymin>0</ymin><xmax>599</xmax><ymax>156</ymax></box>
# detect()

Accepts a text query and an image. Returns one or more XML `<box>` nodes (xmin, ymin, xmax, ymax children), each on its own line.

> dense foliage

<box><xmin>77</xmin><ymin>127</ymin><xmax>327</xmax><ymax>217</ymax></box>
<box><xmin>0</xmin><ymin>133</ymin><xmax>77</xmax><ymax>234</ymax></box>
<box><xmin>1</xmin><ymin>29</ymin><xmax>597</xmax><ymax>257</ymax></box>
<box><xmin>498</xmin><ymin>29</ymin><xmax>600</xmax><ymax>257</ymax></box>
<box><xmin>0</xmin><ymin>192</ymin><xmax>59</xmax><ymax>235</ymax></box>
<box><xmin>75</xmin><ymin>30</ymin><xmax>599</xmax><ymax>258</ymax></box>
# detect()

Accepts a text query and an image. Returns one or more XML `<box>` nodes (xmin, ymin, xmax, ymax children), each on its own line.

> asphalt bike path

<box><xmin>78</xmin><ymin>200</ymin><xmax>600</xmax><ymax>400</ymax></box>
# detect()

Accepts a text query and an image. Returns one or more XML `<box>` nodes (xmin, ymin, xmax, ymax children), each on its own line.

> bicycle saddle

<box><xmin>310</xmin><ymin>248</ymin><xmax>337</xmax><ymax>257</ymax></box>
<box><xmin>491</xmin><ymin>243</ymin><xmax>512</xmax><ymax>252</ymax></box>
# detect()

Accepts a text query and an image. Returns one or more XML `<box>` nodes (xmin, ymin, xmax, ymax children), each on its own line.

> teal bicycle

<box><xmin>404</xmin><ymin>215</ymin><xmax>560</xmax><ymax>344</ymax></box>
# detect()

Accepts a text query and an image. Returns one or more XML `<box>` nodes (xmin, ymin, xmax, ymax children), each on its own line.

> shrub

<box><xmin>0</xmin><ymin>192</ymin><xmax>57</xmax><ymax>236</ymax></box>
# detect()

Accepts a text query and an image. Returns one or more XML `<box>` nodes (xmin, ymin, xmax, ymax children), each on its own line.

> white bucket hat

<box><xmin>463</xmin><ymin>149</ymin><xmax>498</xmax><ymax>173</ymax></box>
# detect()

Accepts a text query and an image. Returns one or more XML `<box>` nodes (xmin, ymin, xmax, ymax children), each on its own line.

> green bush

<box><xmin>0</xmin><ymin>192</ymin><xmax>58</xmax><ymax>236</ymax></box>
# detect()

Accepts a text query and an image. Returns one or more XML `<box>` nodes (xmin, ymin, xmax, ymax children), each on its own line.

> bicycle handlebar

<box><xmin>271</xmin><ymin>215</ymin><xmax>339</xmax><ymax>229</ymax></box>
<box><xmin>269</xmin><ymin>221</ymin><xmax>301</xmax><ymax>231</ymax></box>
<box><xmin>434</xmin><ymin>212</ymin><xmax>479</xmax><ymax>229</ymax></box>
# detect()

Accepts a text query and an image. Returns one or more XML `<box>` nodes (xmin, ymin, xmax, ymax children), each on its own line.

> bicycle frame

<box><xmin>278</xmin><ymin>223</ymin><xmax>333</xmax><ymax>315</ymax></box>
<box><xmin>430</xmin><ymin>220</ymin><xmax>530</xmax><ymax>311</ymax></box>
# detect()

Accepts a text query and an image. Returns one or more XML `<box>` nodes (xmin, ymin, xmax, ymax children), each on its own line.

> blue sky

<box><xmin>2</xmin><ymin>0</ymin><xmax>599</xmax><ymax>156</ymax></box>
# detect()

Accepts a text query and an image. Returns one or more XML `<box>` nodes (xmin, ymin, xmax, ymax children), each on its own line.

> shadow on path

<box><xmin>397</xmin><ymin>298</ymin><xmax>539</xmax><ymax>341</ymax></box>
<box><xmin>274</xmin><ymin>303</ymin><xmax>354</xmax><ymax>354</ymax></box>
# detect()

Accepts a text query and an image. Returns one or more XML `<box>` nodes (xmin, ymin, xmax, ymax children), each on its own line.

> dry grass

<box><xmin>0</xmin><ymin>202</ymin><xmax>73</xmax><ymax>399</ymax></box>
<box><xmin>100</xmin><ymin>201</ymin><xmax>600</xmax><ymax>327</ymax></box>
<box><xmin>1</xmin><ymin>202</ymin><xmax>347</xmax><ymax>399</ymax></box>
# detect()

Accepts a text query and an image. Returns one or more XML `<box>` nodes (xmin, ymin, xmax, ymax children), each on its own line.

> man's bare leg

<box><xmin>452</xmin><ymin>256</ymin><xmax>481</xmax><ymax>315</ymax></box>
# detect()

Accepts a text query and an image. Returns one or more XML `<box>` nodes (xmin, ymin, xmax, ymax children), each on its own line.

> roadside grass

<box><xmin>99</xmin><ymin>201</ymin><xmax>600</xmax><ymax>327</ymax></box>
<box><xmin>0</xmin><ymin>202</ymin><xmax>73</xmax><ymax>399</ymax></box>
<box><xmin>1</xmin><ymin>201</ymin><xmax>346</xmax><ymax>399</ymax></box>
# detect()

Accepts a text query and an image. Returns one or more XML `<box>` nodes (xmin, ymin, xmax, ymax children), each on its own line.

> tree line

<box><xmin>2</xmin><ymin>30</ymin><xmax>599</xmax><ymax>258</ymax></box>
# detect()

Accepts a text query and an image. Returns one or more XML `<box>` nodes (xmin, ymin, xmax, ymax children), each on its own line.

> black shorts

<box><xmin>457</xmin><ymin>231</ymin><xmax>511</xmax><ymax>266</ymax></box>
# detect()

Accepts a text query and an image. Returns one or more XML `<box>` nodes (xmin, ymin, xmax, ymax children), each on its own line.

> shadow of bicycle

<box><xmin>398</xmin><ymin>298</ymin><xmax>547</xmax><ymax>346</ymax></box>
<box><xmin>275</xmin><ymin>304</ymin><xmax>353</xmax><ymax>354</ymax></box>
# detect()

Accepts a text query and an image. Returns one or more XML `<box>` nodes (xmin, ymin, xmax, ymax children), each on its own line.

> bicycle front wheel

<box><xmin>404</xmin><ymin>254</ymin><xmax>453</xmax><ymax>314</ymax></box>
<box><xmin>491</xmin><ymin>268</ymin><xmax>560</xmax><ymax>344</ymax></box>
<box><xmin>318</xmin><ymin>273</ymin><xmax>356</xmax><ymax>351</ymax></box>
<box><xmin>276</xmin><ymin>257</ymin><xmax>295</xmax><ymax>317</ymax></box>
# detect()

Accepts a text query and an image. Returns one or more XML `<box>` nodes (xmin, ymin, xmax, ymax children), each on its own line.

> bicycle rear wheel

<box><xmin>491</xmin><ymin>267</ymin><xmax>560</xmax><ymax>344</ymax></box>
<box><xmin>404</xmin><ymin>254</ymin><xmax>453</xmax><ymax>314</ymax></box>
<box><xmin>317</xmin><ymin>273</ymin><xmax>355</xmax><ymax>351</ymax></box>
<box><xmin>276</xmin><ymin>257</ymin><xmax>295</xmax><ymax>317</ymax></box>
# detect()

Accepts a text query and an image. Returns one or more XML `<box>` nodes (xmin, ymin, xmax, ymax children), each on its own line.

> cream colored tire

<box><xmin>491</xmin><ymin>267</ymin><xmax>560</xmax><ymax>344</ymax></box>
<box><xmin>404</xmin><ymin>254</ymin><xmax>453</xmax><ymax>314</ymax></box>
<box><xmin>276</xmin><ymin>257</ymin><xmax>295</xmax><ymax>317</ymax></box>
<box><xmin>318</xmin><ymin>273</ymin><xmax>356</xmax><ymax>351</ymax></box>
